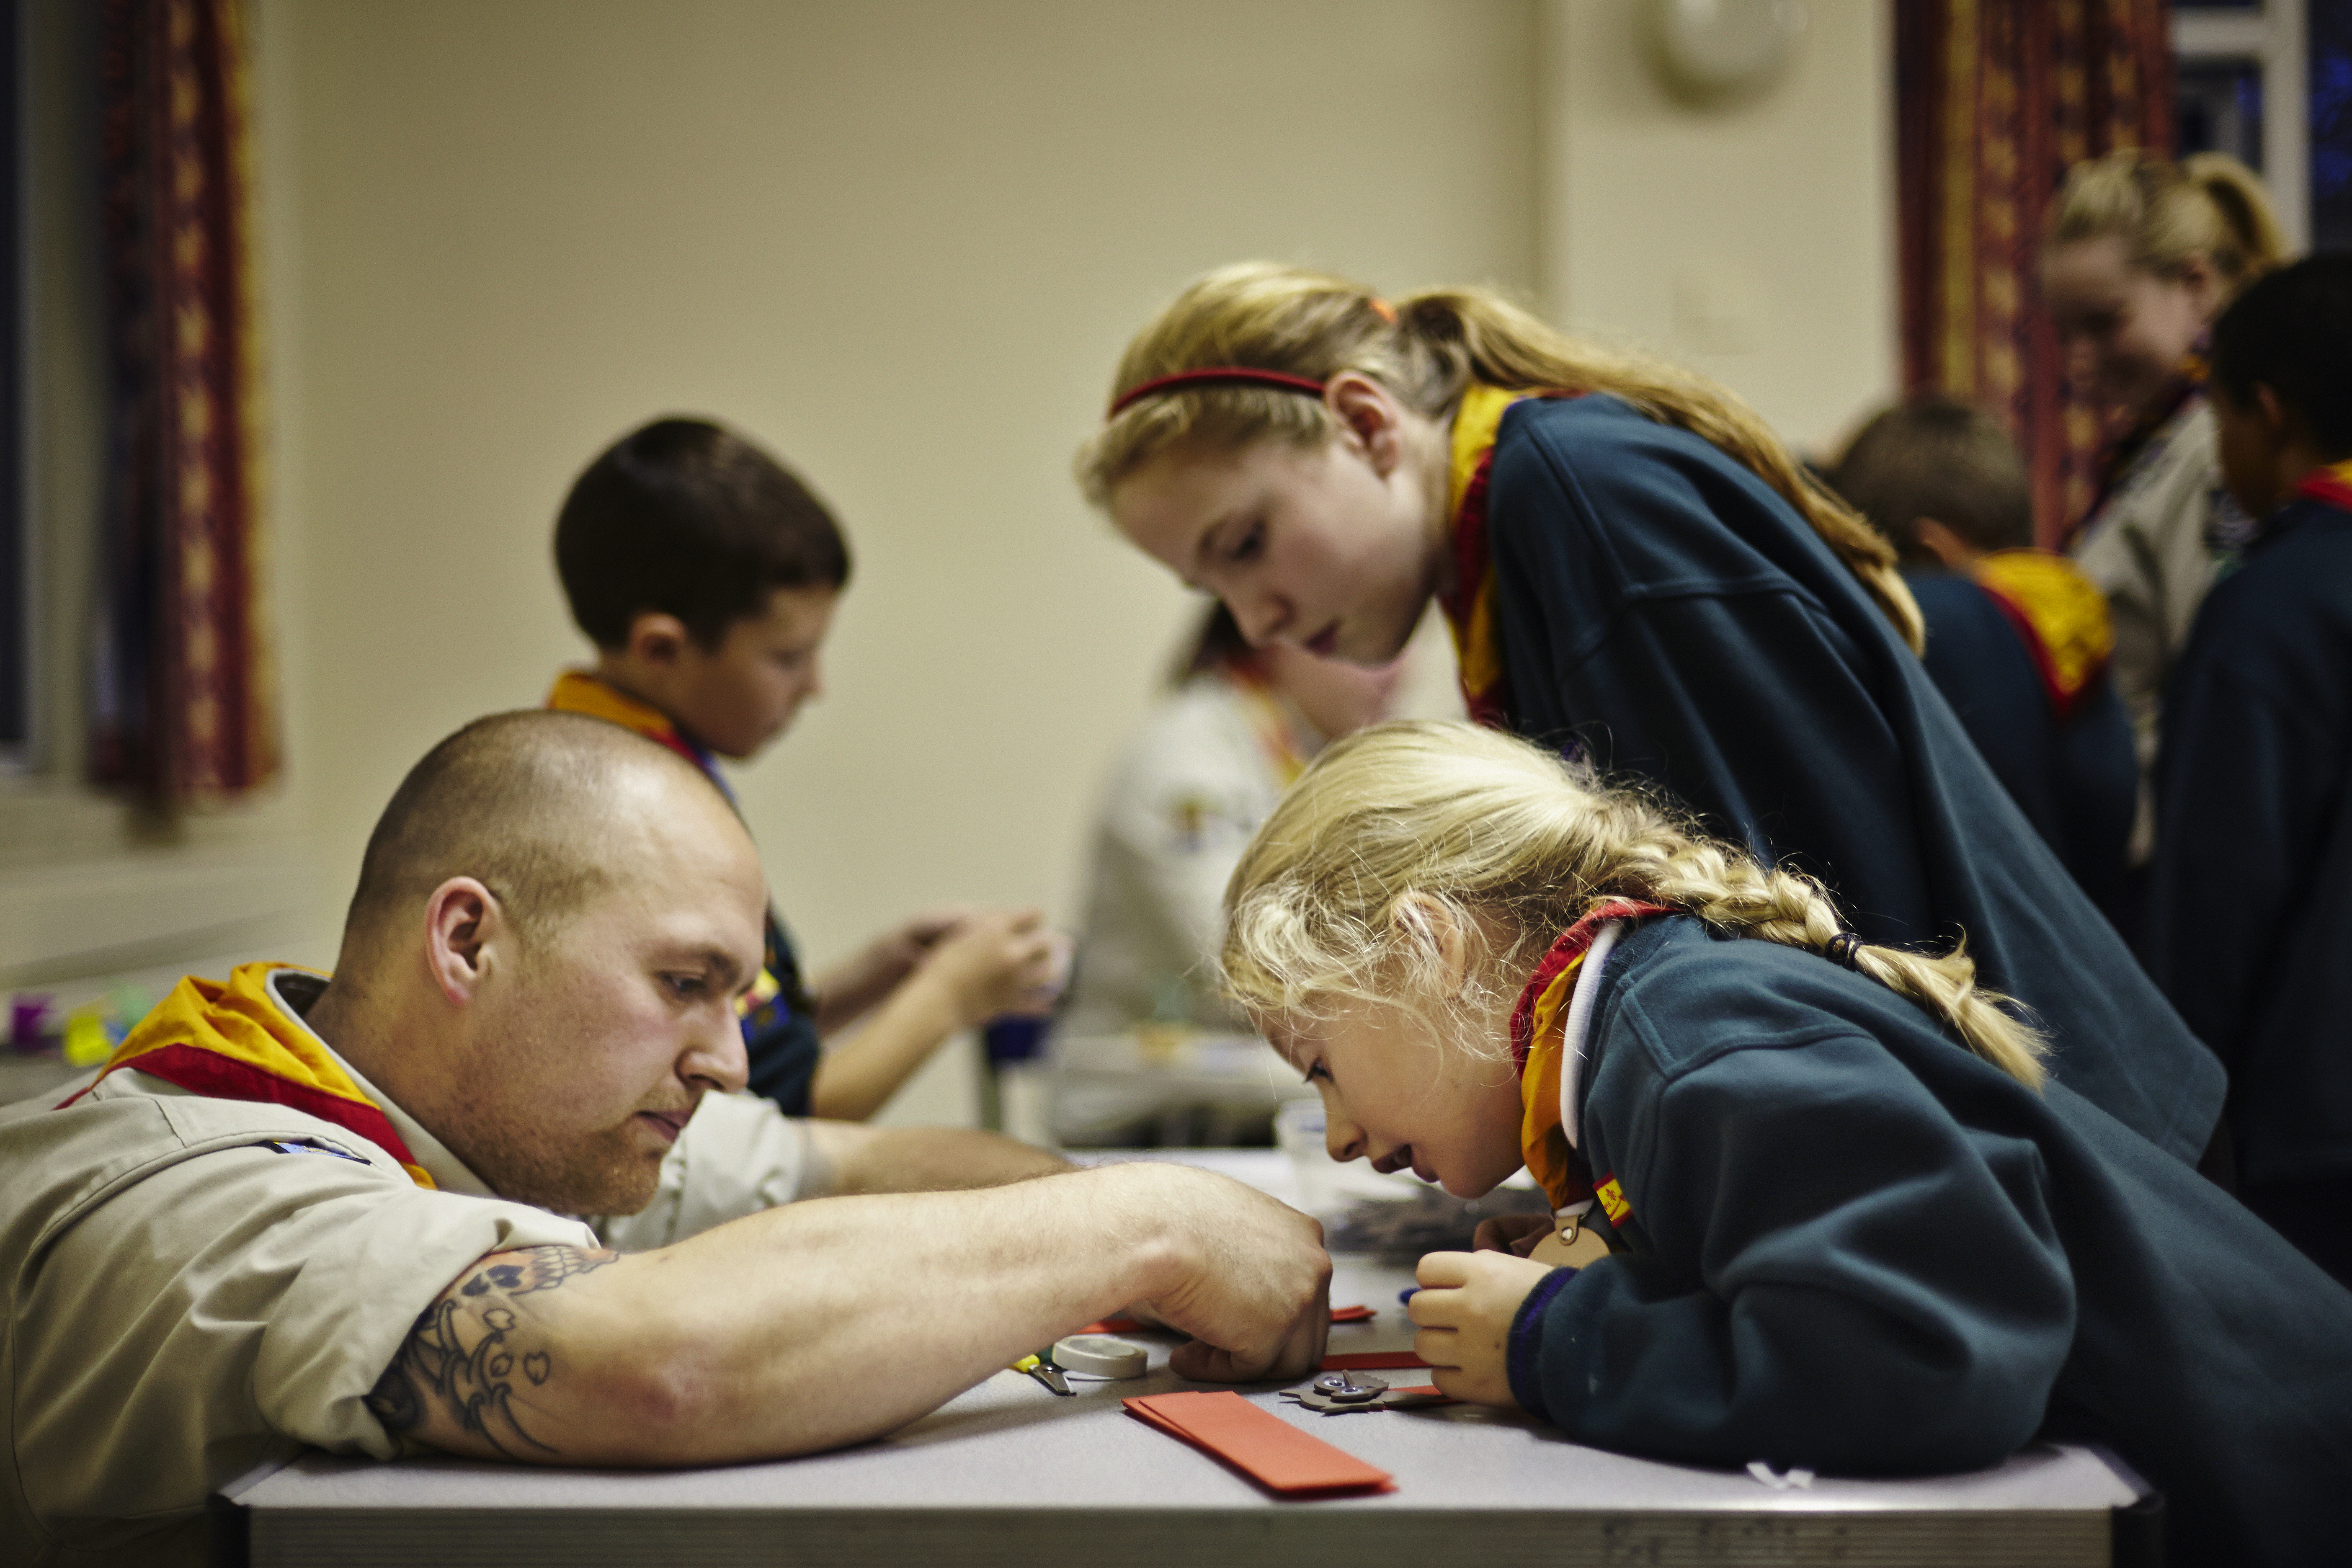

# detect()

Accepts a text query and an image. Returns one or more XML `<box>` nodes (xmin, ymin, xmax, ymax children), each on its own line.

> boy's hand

<box><xmin>914</xmin><ymin>908</ymin><xmax>1070</xmax><ymax>1028</ymax></box>
<box><xmin>1408</xmin><ymin>1250</ymin><xmax>1557</xmax><ymax>1408</ymax></box>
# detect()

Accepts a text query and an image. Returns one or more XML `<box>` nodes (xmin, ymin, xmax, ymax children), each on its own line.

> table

<box><xmin>224</xmin><ymin>1153</ymin><xmax>2148</xmax><ymax>1567</ymax></box>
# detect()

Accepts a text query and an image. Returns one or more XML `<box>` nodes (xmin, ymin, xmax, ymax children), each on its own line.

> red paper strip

<box><xmin>1123</xmin><ymin>1392</ymin><xmax>1393</xmax><ymax>1496</ymax></box>
<box><xmin>1081</xmin><ymin>1316</ymin><xmax>1146</xmax><ymax>1334</ymax></box>
<box><xmin>1329</xmin><ymin>1304</ymin><xmax>1375</xmax><ymax>1323</ymax></box>
<box><xmin>1320</xmin><ymin>1351</ymin><xmax>1429</xmax><ymax>1370</ymax></box>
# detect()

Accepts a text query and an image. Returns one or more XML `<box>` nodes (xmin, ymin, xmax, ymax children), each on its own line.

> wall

<box><xmin>252</xmin><ymin>0</ymin><xmax>1538</xmax><ymax>1116</ymax></box>
<box><xmin>8</xmin><ymin>0</ymin><xmax>1900</xmax><ymax>1122</ymax></box>
<box><xmin>1537</xmin><ymin>0</ymin><xmax>1897</xmax><ymax>455</ymax></box>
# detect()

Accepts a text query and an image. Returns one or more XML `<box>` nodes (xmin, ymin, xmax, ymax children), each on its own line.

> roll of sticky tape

<box><xmin>1052</xmin><ymin>1333</ymin><xmax>1148</xmax><ymax>1379</ymax></box>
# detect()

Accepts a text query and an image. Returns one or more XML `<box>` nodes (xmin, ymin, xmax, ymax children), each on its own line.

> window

<box><xmin>2171</xmin><ymin>0</ymin><xmax>2312</xmax><ymax>249</ymax></box>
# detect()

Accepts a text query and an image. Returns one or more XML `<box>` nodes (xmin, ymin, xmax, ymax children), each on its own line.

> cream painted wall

<box><xmin>250</xmin><ymin>0</ymin><xmax>1537</xmax><ymax>1112</ymax></box>
<box><xmin>1537</xmin><ymin>0</ymin><xmax>1897</xmax><ymax>455</ymax></box>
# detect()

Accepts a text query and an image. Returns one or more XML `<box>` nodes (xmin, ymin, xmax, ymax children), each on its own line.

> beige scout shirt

<box><xmin>0</xmin><ymin>969</ymin><xmax>818</xmax><ymax>1564</ymax></box>
<box><xmin>2070</xmin><ymin>395</ymin><xmax>2245</xmax><ymax>863</ymax></box>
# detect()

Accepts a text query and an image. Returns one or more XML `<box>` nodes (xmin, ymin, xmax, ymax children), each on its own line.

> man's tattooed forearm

<box><xmin>366</xmin><ymin>1245</ymin><xmax>619</xmax><ymax>1456</ymax></box>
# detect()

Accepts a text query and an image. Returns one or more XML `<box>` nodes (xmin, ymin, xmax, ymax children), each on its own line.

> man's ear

<box><xmin>1326</xmin><ymin>373</ymin><xmax>1410</xmax><ymax>478</ymax></box>
<box><xmin>420</xmin><ymin>877</ymin><xmax>506</xmax><ymax>1007</ymax></box>
<box><xmin>624</xmin><ymin>611</ymin><xmax>693</xmax><ymax>672</ymax></box>
<box><xmin>1390</xmin><ymin>892</ymin><xmax>1474</xmax><ymax>995</ymax></box>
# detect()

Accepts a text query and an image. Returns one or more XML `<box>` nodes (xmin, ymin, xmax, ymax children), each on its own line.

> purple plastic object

<box><xmin>10</xmin><ymin>995</ymin><xmax>54</xmax><ymax>1052</ymax></box>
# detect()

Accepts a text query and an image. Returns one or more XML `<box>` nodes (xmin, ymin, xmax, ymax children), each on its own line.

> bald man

<box><xmin>0</xmin><ymin>713</ymin><xmax>1328</xmax><ymax>1564</ymax></box>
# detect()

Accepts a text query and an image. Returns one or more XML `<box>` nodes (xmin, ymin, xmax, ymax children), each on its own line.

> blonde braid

<box><xmin>1223</xmin><ymin>720</ymin><xmax>2048</xmax><ymax>1090</ymax></box>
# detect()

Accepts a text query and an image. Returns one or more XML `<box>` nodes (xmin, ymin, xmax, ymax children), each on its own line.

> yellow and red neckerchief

<box><xmin>1226</xmin><ymin>661</ymin><xmax>1313</xmax><ymax>787</ymax></box>
<box><xmin>57</xmin><ymin>962</ymin><xmax>437</xmax><ymax>1189</ymax></box>
<box><xmin>547</xmin><ymin>669</ymin><xmax>721</xmax><ymax>782</ymax></box>
<box><xmin>1970</xmin><ymin>549</ymin><xmax>2115</xmax><ymax>721</ymax></box>
<box><xmin>1441</xmin><ymin>384</ymin><xmax>1576</xmax><ymax>728</ymax></box>
<box><xmin>2295</xmin><ymin>459</ymin><xmax>2352</xmax><ymax>515</ymax></box>
<box><xmin>1508</xmin><ymin>899</ymin><xmax>1671</xmax><ymax>1214</ymax></box>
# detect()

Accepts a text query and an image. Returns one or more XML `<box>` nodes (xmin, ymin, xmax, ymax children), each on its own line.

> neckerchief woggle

<box><xmin>58</xmin><ymin>962</ymin><xmax>438</xmax><ymax>1189</ymax></box>
<box><xmin>1441</xmin><ymin>384</ymin><xmax>1580</xmax><ymax>729</ymax></box>
<box><xmin>1511</xmin><ymin>900</ymin><xmax>1672</xmax><ymax>1235</ymax></box>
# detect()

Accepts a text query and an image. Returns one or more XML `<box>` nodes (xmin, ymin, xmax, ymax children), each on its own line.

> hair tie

<box><xmin>1368</xmin><ymin>296</ymin><xmax>1398</xmax><ymax>325</ymax></box>
<box><xmin>1823</xmin><ymin>932</ymin><xmax>1867</xmax><ymax>970</ymax></box>
<box><xmin>1106</xmin><ymin>367</ymin><xmax>1328</xmax><ymax>420</ymax></box>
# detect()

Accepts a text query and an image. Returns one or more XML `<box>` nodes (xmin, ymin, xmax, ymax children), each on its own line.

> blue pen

<box><xmin>1398</xmin><ymin>1286</ymin><xmax>1420</xmax><ymax>1304</ymax></box>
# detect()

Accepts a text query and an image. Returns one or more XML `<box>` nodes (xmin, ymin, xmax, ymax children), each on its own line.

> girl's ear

<box><xmin>1326</xmin><ymin>373</ymin><xmax>1409</xmax><ymax>477</ymax></box>
<box><xmin>1390</xmin><ymin>892</ymin><xmax>1474</xmax><ymax>995</ymax></box>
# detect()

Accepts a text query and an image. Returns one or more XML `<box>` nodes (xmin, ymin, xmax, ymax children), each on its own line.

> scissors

<box><xmin>1011</xmin><ymin>1350</ymin><xmax>1073</xmax><ymax>1396</ymax></box>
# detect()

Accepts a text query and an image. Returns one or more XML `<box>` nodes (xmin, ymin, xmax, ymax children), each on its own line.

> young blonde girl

<box><xmin>1223</xmin><ymin>719</ymin><xmax>2348</xmax><ymax>1568</ymax></box>
<box><xmin>1078</xmin><ymin>261</ymin><xmax>2222</xmax><ymax>1168</ymax></box>
<box><xmin>2043</xmin><ymin>150</ymin><xmax>2286</xmax><ymax>861</ymax></box>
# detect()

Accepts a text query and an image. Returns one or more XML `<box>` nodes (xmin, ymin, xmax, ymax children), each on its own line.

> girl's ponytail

<box><xmin>1078</xmin><ymin>263</ymin><xmax>1926</xmax><ymax>656</ymax></box>
<box><xmin>1223</xmin><ymin>720</ymin><xmax>2048</xmax><ymax>1091</ymax></box>
<box><xmin>2049</xmin><ymin>148</ymin><xmax>2286</xmax><ymax>299</ymax></box>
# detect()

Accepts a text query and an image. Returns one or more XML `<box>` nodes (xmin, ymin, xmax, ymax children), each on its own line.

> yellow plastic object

<box><xmin>62</xmin><ymin>1010</ymin><xmax>113</xmax><ymax>1068</ymax></box>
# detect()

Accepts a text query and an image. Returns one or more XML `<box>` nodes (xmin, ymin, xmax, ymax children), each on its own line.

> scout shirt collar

<box><xmin>1508</xmin><ymin>899</ymin><xmax>1673</xmax><ymax>1220</ymax></box>
<box><xmin>263</xmin><ymin>969</ymin><xmax>498</xmax><ymax>1199</ymax></box>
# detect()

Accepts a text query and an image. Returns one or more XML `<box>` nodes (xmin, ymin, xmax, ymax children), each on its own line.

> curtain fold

<box><xmin>1896</xmin><ymin>0</ymin><xmax>2175</xmax><ymax>543</ymax></box>
<box><xmin>92</xmin><ymin>0</ymin><xmax>275</xmax><ymax>803</ymax></box>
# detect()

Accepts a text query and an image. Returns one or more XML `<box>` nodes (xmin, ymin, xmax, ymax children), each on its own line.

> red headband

<box><xmin>1107</xmin><ymin>367</ymin><xmax>1328</xmax><ymax>419</ymax></box>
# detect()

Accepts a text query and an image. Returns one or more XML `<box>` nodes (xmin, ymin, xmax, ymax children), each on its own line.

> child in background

<box><xmin>1078</xmin><ymin>261</ymin><xmax>2223</xmax><ymax>1172</ymax></box>
<box><xmin>550</xmin><ymin>417</ymin><xmax>1066</xmax><ymax>1122</ymax></box>
<box><xmin>2043</xmin><ymin>150</ymin><xmax>2284</xmax><ymax>864</ymax></box>
<box><xmin>1832</xmin><ymin>397</ymin><xmax>2136</xmax><ymax>918</ymax></box>
<box><xmin>2146</xmin><ymin>256</ymin><xmax>2352</xmax><ymax>1284</ymax></box>
<box><xmin>1052</xmin><ymin>603</ymin><xmax>1399</xmax><ymax>1145</ymax></box>
<box><xmin>1222</xmin><ymin>720</ymin><xmax>2350</xmax><ymax>1568</ymax></box>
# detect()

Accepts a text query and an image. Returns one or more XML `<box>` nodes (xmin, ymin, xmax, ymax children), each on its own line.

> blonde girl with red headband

<box><xmin>1221</xmin><ymin>718</ymin><xmax>2347</xmax><ymax>1568</ymax></box>
<box><xmin>1075</xmin><ymin>262</ymin><xmax>2222</xmax><ymax>1171</ymax></box>
<box><xmin>2043</xmin><ymin>150</ymin><xmax>2285</xmax><ymax>867</ymax></box>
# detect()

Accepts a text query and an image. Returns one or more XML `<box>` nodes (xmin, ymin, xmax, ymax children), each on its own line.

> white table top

<box><xmin>230</xmin><ymin>1150</ymin><xmax>2142</xmax><ymax>1567</ymax></box>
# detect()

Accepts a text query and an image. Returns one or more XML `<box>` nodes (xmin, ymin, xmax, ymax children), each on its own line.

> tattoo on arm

<box><xmin>366</xmin><ymin>1244</ymin><xmax>620</xmax><ymax>1458</ymax></box>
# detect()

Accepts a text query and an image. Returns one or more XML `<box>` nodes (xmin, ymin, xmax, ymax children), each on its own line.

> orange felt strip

<box><xmin>1329</xmin><ymin>1304</ymin><xmax>1375</xmax><ymax>1323</ymax></box>
<box><xmin>1122</xmin><ymin>1392</ymin><xmax>1393</xmax><ymax>1496</ymax></box>
<box><xmin>1320</xmin><ymin>1351</ymin><xmax>1428</xmax><ymax>1370</ymax></box>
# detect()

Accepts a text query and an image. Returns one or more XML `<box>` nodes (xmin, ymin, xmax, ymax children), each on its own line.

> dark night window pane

<box><xmin>2317</xmin><ymin>0</ymin><xmax>2352</xmax><ymax>250</ymax></box>
<box><xmin>2178</xmin><ymin>59</ymin><xmax>2267</xmax><ymax>170</ymax></box>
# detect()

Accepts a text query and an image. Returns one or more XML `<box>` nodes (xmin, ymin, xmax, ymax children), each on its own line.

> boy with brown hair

<box><xmin>1833</xmin><ymin>397</ymin><xmax>2138</xmax><ymax>919</ymax></box>
<box><xmin>549</xmin><ymin>417</ymin><xmax>1064</xmax><ymax>1121</ymax></box>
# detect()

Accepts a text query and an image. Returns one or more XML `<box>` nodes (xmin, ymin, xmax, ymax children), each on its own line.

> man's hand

<box><xmin>1408</xmin><ymin>1250</ymin><xmax>1558</xmax><ymax>1407</ymax></box>
<box><xmin>1116</xmin><ymin>1163</ymin><xmax>1331</xmax><ymax>1384</ymax></box>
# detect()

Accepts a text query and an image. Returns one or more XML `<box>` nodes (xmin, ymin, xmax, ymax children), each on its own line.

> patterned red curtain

<box><xmin>1896</xmin><ymin>0</ymin><xmax>2175</xmax><ymax>544</ymax></box>
<box><xmin>91</xmin><ymin>0</ymin><xmax>276</xmax><ymax>802</ymax></box>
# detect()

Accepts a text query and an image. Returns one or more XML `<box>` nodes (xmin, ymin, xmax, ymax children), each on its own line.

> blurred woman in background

<box><xmin>1050</xmin><ymin>603</ymin><xmax>1400</xmax><ymax>1144</ymax></box>
<box><xmin>2042</xmin><ymin>150</ymin><xmax>2285</xmax><ymax>872</ymax></box>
